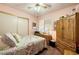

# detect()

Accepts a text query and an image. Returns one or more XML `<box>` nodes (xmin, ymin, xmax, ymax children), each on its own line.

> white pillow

<box><xmin>0</xmin><ymin>36</ymin><xmax>10</xmax><ymax>50</ymax></box>
<box><xmin>2</xmin><ymin>33</ymin><xmax>17</xmax><ymax>47</ymax></box>
<box><xmin>12</xmin><ymin>33</ymin><xmax>21</xmax><ymax>43</ymax></box>
<box><xmin>5</xmin><ymin>32</ymin><xmax>17</xmax><ymax>45</ymax></box>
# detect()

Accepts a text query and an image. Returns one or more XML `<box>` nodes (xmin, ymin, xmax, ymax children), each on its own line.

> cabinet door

<box><xmin>56</xmin><ymin>19</ymin><xmax>63</xmax><ymax>40</ymax></box>
<box><xmin>68</xmin><ymin>15</ymin><xmax>75</xmax><ymax>42</ymax></box>
<box><xmin>17</xmin><ymin>18</ymin><xmax>29</xmax><ymax>36</ymax></box>
<box><xmin>63</xmin><ymin>18</ymin><xmax>69</xmax><ymax>40</ymax></box>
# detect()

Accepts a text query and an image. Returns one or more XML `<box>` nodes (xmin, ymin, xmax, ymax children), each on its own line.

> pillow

<box><xmin>5</xmin><ymin>33</ymin><xmax>17</xmax><ymax>44</ymax></box>
<box><xmin>1</xmin><ymin>33</ymin><xmax>17</xmax><ymax>47</ymax></box>
<box><xmin>0</xmin><ymin>36</ymin><xmax>10</xmax><ymax>50</ymax></box>
<box><xmin>12</xmin><ymin>33</ymin><xmax>21</xmax><ymax>43</ymax></box>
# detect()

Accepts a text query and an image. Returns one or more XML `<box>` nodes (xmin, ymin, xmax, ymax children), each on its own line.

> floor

<box><xmin>38</xmin><ymin>46</ymin><xmax>62</xmax><ymax>55</ymax></box>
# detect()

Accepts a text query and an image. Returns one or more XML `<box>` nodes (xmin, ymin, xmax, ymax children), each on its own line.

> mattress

<box><xmin>0</xmin><ymin>35</ymin><xmax>47</xmax><ymax>55</ymax></box>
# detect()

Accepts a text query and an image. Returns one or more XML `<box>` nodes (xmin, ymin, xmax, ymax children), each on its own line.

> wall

<box><xmin>0</xmin><ymin>4</ymin><xmax>38</xmax><ymax>35</ymax></box>
<box><xmin>38</xmin><ymin>4</ymin><xmax>79</xmax><ymax>33</ymax></box>
<box><xmin>0</xmin><ymin>4</ymin><xmax>78</xmax><ymax>35</ymax></box>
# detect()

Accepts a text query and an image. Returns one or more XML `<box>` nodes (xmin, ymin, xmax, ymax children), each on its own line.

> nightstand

<box><xmin>49</xmin><ymin>40</ymin><xmax>56</xmax><ymax>47</ymax></box>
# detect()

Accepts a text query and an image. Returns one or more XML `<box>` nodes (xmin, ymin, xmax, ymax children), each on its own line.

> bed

<box><xmin>0</xmin><ymin>33</ymin><xmax>47</xmax><ymax>55</ymax></box>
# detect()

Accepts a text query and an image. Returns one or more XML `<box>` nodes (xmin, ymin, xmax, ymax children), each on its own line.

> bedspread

<box><xmin>0</xmin><ymin>35</ymin><xmax>47</xmax><ymax>55</ymax></box>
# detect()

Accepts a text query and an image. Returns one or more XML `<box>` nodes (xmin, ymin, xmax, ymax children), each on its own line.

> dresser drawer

<box><xmin>56</xmin><ymin>42</ymin><xmax>64</xmax><ymax>54</ymax></box>
<box><xmin>56</xmin><ymin>40</ymin><xmax>76</xmax><ymax>54</ymax></box>
<box><xmin>63</xmin><ymin>43</ymin><xmax>76</xmax><ymax>51</ymax></box>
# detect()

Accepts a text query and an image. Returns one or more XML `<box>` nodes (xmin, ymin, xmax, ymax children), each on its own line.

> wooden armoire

<box><xmin>56</xmin><ymin>13</ymin><xmax>79</xmax><ymax>54</ymax></box>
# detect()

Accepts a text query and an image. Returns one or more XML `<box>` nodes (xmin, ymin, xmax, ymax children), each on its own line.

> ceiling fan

<box><xmin>28</xmin><ymin>3</ymin><xmax>51</xmax><ymax>9</ymax></box>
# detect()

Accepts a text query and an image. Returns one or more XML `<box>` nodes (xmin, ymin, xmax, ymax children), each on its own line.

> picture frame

<box><xmin>32</xmin><ymin>22</ymin><xmax>36</xmax><ymax>27</ymax></box>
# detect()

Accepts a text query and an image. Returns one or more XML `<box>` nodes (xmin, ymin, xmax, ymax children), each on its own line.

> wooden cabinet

<box><xmin>63</xmin><ymin>17</ymin><xmax>69</xmax><ymax>40</ymax></box>
<box><xmin>56</xmin><ymin>13</ymin><xmax>79</xmax><ymax>54</ymax></box>
<box><xmin>56</xmin><ymin>19</ymin><xmax>63</xmax><ymax>40</ymax></box>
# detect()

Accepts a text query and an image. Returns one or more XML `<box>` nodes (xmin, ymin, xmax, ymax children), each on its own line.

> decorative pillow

<box><xmin>12</xmin><ymin>33</ymin><xmax>21</xmax><ymax>43</ymax></box>
<box><xmin>1</xmin><ymin>33</ymin><xmax>17</xmax><ymax>47</ymax></box>
<box><xmin>0</xmin><ymin>36</ymin><xmax>10</xmax><ymax>50</ymax></box>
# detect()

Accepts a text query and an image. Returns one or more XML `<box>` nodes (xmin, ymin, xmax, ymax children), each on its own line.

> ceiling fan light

<box><xmin>44</xmin><ymin>6</ymin><xmax>48</xmax><ymax>8</ymax></box>
<box><xmin>28</xmin><ymin>6</ymin><xmax>32</xmax><ymax>9</ymax></box>
<box><xmin>35</xmin><ymin>3</ymin><xmax>40</xmax><ymax>6</ymax></box>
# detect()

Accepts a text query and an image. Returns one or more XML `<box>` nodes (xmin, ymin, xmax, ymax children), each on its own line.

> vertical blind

<box><xmin>39</xmin><ymin>19</ymin><xmax>45</xmax><ymax>32</ymax></box>
<box><xmin>39</xmin><ymin>19</ymin><xmax>52</xmax><ymax>34</ymax></box>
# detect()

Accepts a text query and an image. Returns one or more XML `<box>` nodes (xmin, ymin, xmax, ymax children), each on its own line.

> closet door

<box><xmin>0</xmin><ymin>12</ymin><xmax>17</xmax><ymax>35</ymax></box>
<box><xmin>17</xmin><ymin>17</ymin><xmax>28</xmax><ymax>36</ymax></box>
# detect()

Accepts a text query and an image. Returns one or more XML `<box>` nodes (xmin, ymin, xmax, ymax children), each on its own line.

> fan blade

<box><xmin>43</xmin><ymin>3</ymin><xmax>51</xmax><ymax>7</ymax></box>
<box><xmin>28</xmin><ymin>6</ymin><xmax>32</xmax><ymax>9</ymax></box>
<box><xmin>40</xmin><ymin>3</ymin><xmax>51</xmax><ymax>8</ymax></box>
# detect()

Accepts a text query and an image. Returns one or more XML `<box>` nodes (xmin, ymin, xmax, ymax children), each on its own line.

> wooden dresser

<box><xmin>56</xmin><ymin>13</ymin><xmax>79</xmax><ymax>54</ymax></box>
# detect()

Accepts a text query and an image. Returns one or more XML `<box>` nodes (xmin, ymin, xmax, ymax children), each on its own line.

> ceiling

<box><xmin>3</xmin><ymin>3</ymin><xmax>78</xmax><ymax>17</ymax></box>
